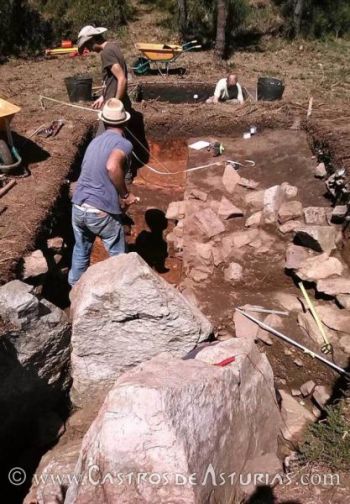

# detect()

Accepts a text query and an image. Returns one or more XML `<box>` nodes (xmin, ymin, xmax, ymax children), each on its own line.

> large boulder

<box><xmin>65</xmin><ymin>338</ymin><xmax>282</xmax><ymax>504</ymax></box>
<box><xmin>70</xmin><ymin>253</ymin><xmax>212</xmax><ymax>405</ymax></box>
<box><xmin>0</xmin><ymin>280</ymin><xmax>71</xmax><ymax>466</ymax></box>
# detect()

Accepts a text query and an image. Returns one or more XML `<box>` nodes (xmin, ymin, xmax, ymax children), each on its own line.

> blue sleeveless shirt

<box><xmin>73</xmin><ymin>130</ymin><xmax>132</xmax><ymax>214</ymax></box>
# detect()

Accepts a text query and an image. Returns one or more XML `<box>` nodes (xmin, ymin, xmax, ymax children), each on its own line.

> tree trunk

<box><xmin>293</xmin><ymin>0</ymin><xmax>304</xmax><ymax>37</ymax></box>
<box><xmin>215</xmin><ymin>0</ymin><xmax>228</xmax><ymax>59</ymax></box>
<box><xmin>177</xmin><ymin>0</ymin><xmax>188</xmax><ymax>39</ymax></box>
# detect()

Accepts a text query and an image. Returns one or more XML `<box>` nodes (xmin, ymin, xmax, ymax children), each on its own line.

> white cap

<box><xmin>77</xmin><ymin>25</ymin><xmax>107</xmax><ymax>53</ymax></box>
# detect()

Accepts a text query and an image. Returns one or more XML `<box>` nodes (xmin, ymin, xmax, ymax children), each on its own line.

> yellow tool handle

<box><xmin>298</xmin><ymin>281</ymin><xmax>330</xmax><ymax>346</ymax></box>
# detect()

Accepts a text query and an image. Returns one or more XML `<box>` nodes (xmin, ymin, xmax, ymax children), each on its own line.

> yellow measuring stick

<box><xmin>298</xmin><ymin>281</ymin><xmax>332</xmax><ymax>353</ymax></box>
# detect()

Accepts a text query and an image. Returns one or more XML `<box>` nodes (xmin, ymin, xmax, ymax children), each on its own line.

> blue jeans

<box><xmin>68</xmin><ymin>205</ymin><xmax>125</xmax><ymax>286</ymax></box>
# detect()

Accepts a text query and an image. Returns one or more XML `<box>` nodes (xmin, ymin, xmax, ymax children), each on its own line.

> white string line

<box><xmin>132</xmin><ymin>150</ymin><xmax>223</xmax><ymax>175</ymax></box>
<box><xmin>39</xmin><ymin>95</ymin><xmax>256</xmax><ymax>175</ymax></box>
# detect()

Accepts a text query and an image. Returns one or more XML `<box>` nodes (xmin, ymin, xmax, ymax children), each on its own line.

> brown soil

<box><xmin>1</xmin><ymin>4</ymin><xmax>350</xmax><ymax>502</ymax></box>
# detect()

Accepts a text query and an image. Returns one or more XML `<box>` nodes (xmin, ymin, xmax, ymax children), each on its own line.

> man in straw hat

<box><xmin>68</xmin><ymin>99</ymin><xmax>138</xmax><ymax>286</ymax></box>
<box><xmin>77</xmin><ymin>25</ymin><xmax>130</xmax><ymax>118</ymax></box>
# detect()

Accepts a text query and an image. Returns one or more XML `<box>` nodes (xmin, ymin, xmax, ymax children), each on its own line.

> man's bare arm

<box><xmin>106</xmin><ymin>149</ymin><xmax>137</xmax><ymax>206</ymax></box>
<box><xmin>110</xmin><ymin>63</ymin><xmax>127</xmax><ymax>100</ymax></box>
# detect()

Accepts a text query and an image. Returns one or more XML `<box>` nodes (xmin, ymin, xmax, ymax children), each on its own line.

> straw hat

<box><xmin>77</xmin><ymin>25</ymin><xmax>107</xmax><ymax>53</ymax></box>
<box><xmin>98</xmin><ymin>99</ymin><xmax>131</xmax><ymax>125</ymax></box>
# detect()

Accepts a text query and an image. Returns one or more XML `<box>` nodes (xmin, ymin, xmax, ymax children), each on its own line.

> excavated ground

<box><xmin>1</xmin><ymin>57</ymin><xmax>350</xmax><ymax>503</ymax></box>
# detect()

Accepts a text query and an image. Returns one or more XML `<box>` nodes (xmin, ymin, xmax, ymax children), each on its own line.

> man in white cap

<box><xmin>77</xmin><ymin>25</ymin><xmax>130</xmax><ymax>115</ymax></box>
<box><xmin>68</xmin><ymin>98</ymin><xmax>138</xmax><ymax>286</ymax></box>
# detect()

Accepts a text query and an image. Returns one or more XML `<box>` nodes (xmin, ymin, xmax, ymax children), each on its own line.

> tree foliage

<box><xmin>1</xmin><ymin>0</ymin><xmax>350</xmax><ymax>58</ymax></box>
<box><xmin>0</xmin><ymin>0</ymin><xmax>131</xmax><ymax>56</ymax></box>
<box><xmin>275</xmin><ymin>0</ymin><xmax>350</xmax><ymax>38</ymax></box>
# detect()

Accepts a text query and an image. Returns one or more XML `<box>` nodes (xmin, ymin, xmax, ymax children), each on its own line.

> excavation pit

<box><xmin>0</xmin><ymin>112</ymin><xmax>349</xmax><ymax>503</ymax></box>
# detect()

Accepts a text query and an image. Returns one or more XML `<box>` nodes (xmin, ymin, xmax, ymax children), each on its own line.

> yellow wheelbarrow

<box><xmin>133</xmin><ymin>40</ymin><xmax>201</xmax><ymax>77</ymax></box>
<box><xmin>0</xmin><ymin>98</ymin><xmax>22</xmax><ymax>173</ymax></box>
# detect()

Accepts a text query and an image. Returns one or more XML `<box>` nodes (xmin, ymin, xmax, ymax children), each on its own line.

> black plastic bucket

<box><xmin>64</xmin><ymin>74</ymin><xmax>92</xmax><ymax>102</ymax></box>
<box><xmin>257</xmin><ymin>77</ymin><xmax>284</xmax><ymax>101</ymax></box>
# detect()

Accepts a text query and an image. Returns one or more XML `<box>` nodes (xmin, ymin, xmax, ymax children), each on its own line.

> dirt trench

<box><xmin>1</xmin><ymin>95</ymin><xmax>350</xmax><ymax>503</ymax></box>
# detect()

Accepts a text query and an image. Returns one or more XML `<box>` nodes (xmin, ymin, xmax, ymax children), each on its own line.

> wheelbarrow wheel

<box><xmin>0</xmin><ymin>140</ymin><xmax>13</xmax><ymax>165</ymax></box>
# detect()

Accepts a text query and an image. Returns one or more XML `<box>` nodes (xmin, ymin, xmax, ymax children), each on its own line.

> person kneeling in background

<box><xmin>206</xmin><ymin>74</ymin><xmax>244</xmax><ymax>104</ymax></box>
<box><xmin>68</xmin><ymin>99</ymin><xmax>138</xmax><ymax>286</ymax></box>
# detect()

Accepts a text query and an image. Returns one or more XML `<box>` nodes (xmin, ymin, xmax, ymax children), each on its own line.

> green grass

<box><xmin>299</xmin><ymin>399</ymin><xmax>350</xmax><ymax>471</ymax></box>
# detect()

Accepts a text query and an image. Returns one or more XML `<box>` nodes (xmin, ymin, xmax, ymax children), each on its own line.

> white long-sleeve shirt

<box><xmin>214</xmin><ymin>78</ymin><xmax>244</xmax><ymax>103</ymax></box>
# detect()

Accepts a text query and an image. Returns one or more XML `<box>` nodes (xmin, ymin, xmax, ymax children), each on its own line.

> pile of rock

<box><xmin>165</xmin><ymin>159</ymin><xmax>350</xmax><ymax>414</ymax></box>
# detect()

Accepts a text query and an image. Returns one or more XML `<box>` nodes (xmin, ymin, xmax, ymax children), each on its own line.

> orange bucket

<box><xmin>61</xmin><ymin>40</ymin><xmax>73</xmax><ymax>48</ymax></box>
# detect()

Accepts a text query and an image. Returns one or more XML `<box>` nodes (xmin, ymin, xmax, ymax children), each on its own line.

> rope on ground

<box><xmin>39</xmin><ymin>95</ymin><xmax>256</xmax><ymax>175</ymax></box>
<box><xmin>132</xmin><ymin>150</ymin><xmax>222</xmax><ymax>175</ymax></box>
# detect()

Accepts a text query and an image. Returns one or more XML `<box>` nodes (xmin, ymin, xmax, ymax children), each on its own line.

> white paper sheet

<box><xmin>188</xmin><ymin>140</ymin><xmax>210</xmax><ymax>150</ymax></box>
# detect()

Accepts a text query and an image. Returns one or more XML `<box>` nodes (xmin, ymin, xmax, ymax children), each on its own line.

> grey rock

<box><xmin>218</xmin><ymin>196</ymin><xmax>244</xmax><ymax>220</ymax></box>
<box><xmin>295</xmin><ymin>253</ymin><xmax>343</xmax><ymax>282</ymax></box>
<box><xmin>193</xmin><ymin>208</ymin><xmax>226</xmax><ymax>238</ymax></box>
<box><xmin>278</xmin><ymin>220</ymin><xmax>303</xmax><ymax>234</ymax></box>
<box><xmin>0</xmin><ymin>281</ymin><xmax>71</xmax><ymax>466</ymax></box>
<box><xmin>314</xmin><ymin>162</ymin><xmax>327</xmax><ymax>178</ymax></box>
<box><xmin>278</xmin><ymin>201</ymin><xmax>303</xmax><ymax>224</ymax></box>
<box><xmin>166</xmin><ymin>201</ymin><xmax>186</xmax><ymax>220</ymax></box>
<box><xmin>47</xmin><ymin>236</ymin><xmax>64</xmax><ymax>253</ymax></box>
<box><xmin>337</xmin><ymin>294</ymin><xmax>350</xmax><ymax>309</ymax></box>
<box><xmin>300</xmin><ymin>380</ymin><xmax>316</xmax><ymax>397</ymax></box>
<box><xmin>303</xmin><ymin>207</ymin><xmax>330</xmax><ymax>225</ymax></box>
<box><xmin>317</xmin><ymin>304</ymin><xmax>350</xmax><ymax>334</ymax></box>
<box><xmin>285</xmin><ymin>243</ymin><xmax>310</xmax><ymax>270</ymax></box>
<box><xmin>313</xmin><ymin>385</ymin><xmax>331</xmax><ymax>408</ymax></box>
<box><xmin>339</xmin><ymin>335</ymin><xmax>350</xmax><ymax>353</ymax></box>
<box><xmin>294</xmin><ymin>225</ymin><xmax>337</xmax><ymax>253</ymax></box>
<box><xmin>293</xmin><ymin>358</ymin><xmax>303</xmax><ymax>367</ymax></box>
<box><xmin>317</xmin><ymin>278</ymin><xmax>350</xmax><ymax>296</ymax></box>
<box><xmin>65</xmin><ymin>339</ymin><xmax>281</xmax><ymax>504</ymax></box>
<box><xmin>0</xmin><ymin>280</ymin><xmax>38</xmax><ymax>328</ymax></box>
<box><xmin>245</xmin><ymin>211</ymin><xmax>262</xmax><ymax>227</ymax></box>
<box><xmin>188</xmin><ymin>189</ymin><xmax>208</xmax><ymax>201</ymax></box>
<box><xmin>332</xmin><ymin>205</ymin><xmax>348</xmax><ymax>220</ymax></box>
<box><xmin>70</xmin><ymin>253</ymin><xmax>212</xmax><ymax>405</ymax></box>
<box><xmin>272</xmin><ymin>291</ymin><xmax>303</xmax><ymax>312</ymax></box>
<box><xmin>24</xmin><ymin>440</ymin><xmax>81</xmax><ymax>504</ymax></box>
<box><xmin>280</xmin><ymin>390</ymin><xmax>314</xmax><ymax>441</ymax></box>
<box><xmin>238</xmin><ymin>177</ymin><xmax>259</xmax><ymax>189</ymax></box>
<box><xmin>245</xmin><ymin>190</ymin><xmax>265</xmax><ymax>210</ymax></box>
<box><xmin>224</xmin><ymin>262</ymin><xmax>243</xmax><ymax>282</ymax></box>
<box><xmin>263</xmin><ymin>185</ymin><xmax>285</xmax><ymax>223</ymax></box>
<box><xmin>231</xmin><ymin>229</ymin><xmax>259</xmax><ymax>248</ymax></box>
<box><xmin>222</xmin><ymin>164</ymin><xmax>241</xmax><ymax>193</ymax></box>
<box><xmin>23</xmin><ymin>249</ymin><xmax>48</xmax><ymax>280</ymax></box>
<box><xmin>298</xmin><ymin>311</ymin><xmax>325</xmax><ymax>345</ymax></box>
<box><xmin>256</xmin><ymin>314</ymin><xmax>282</xmax><ymax>345</ymax></box>
<box><xmin>281</xmin><ymin>182</ymin><xmax>298</xmax><ymax>200</ymax></box>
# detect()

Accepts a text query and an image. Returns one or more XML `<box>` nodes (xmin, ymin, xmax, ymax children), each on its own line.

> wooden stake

<box><xmin>307</xmin><ymin>96</ymin><xmax>313</xmax><ymax>118</ymax></box>
<box><xmin>0</xmin><ymin>179</ymin><xmax>16</xmax><ymax>198</ymax></box>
